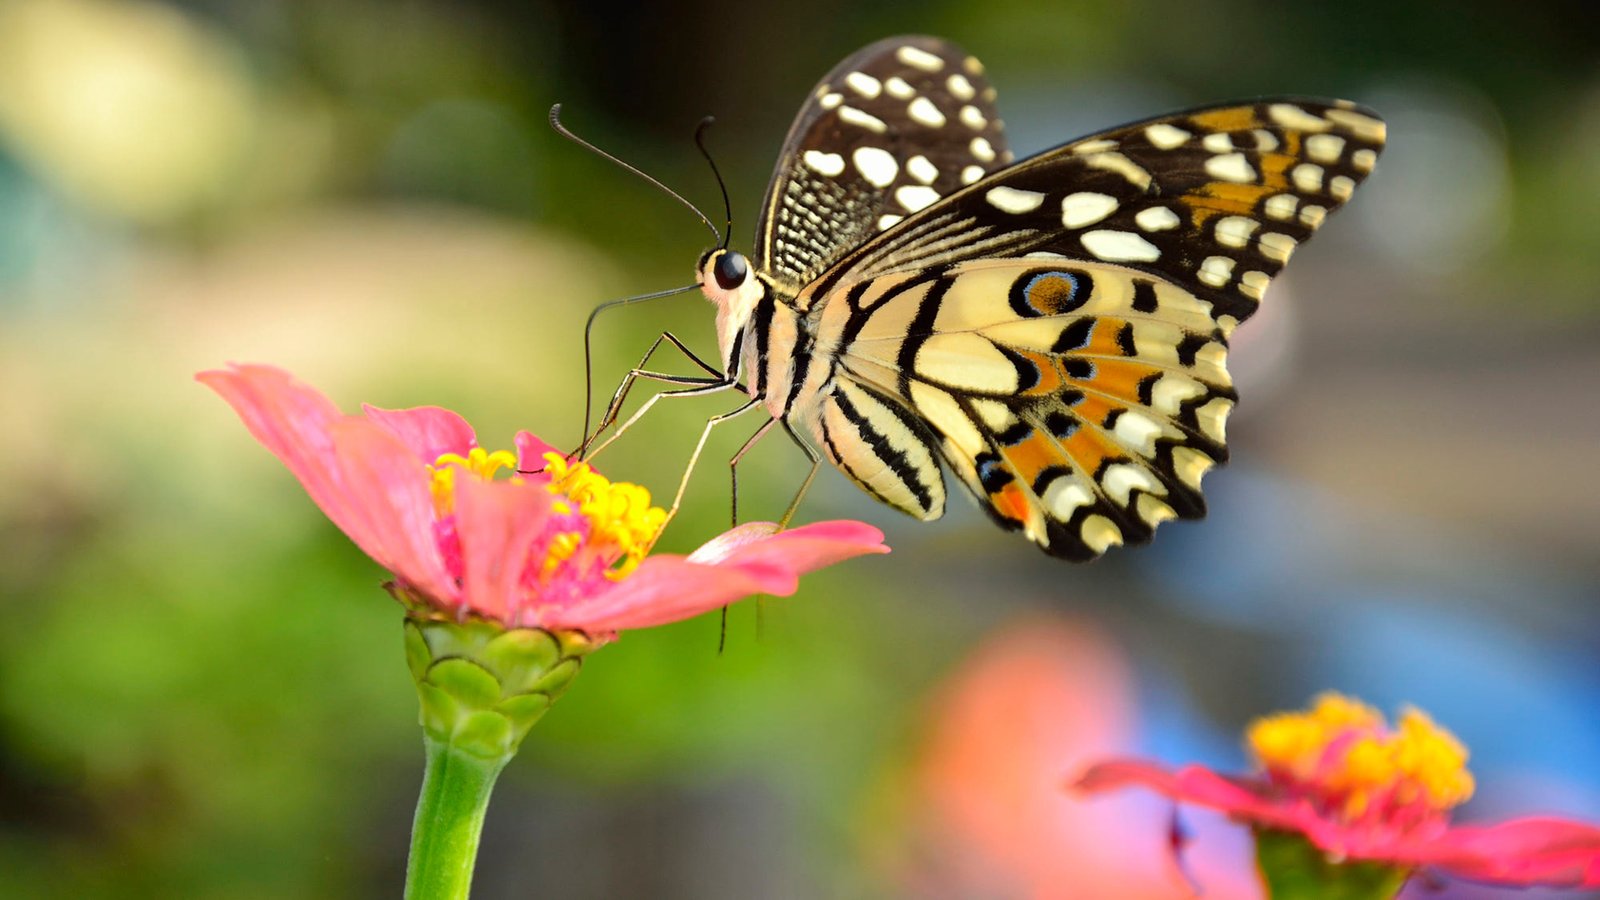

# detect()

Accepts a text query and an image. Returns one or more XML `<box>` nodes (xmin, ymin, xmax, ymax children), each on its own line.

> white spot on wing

<box><xmin>1080</xmin><ymin>229</ymin><xmax>1160</xmax><ymax>262</ymax></box>
<box><xmin>1085</xmin><ymin>152</ymin><xmax>1152</xmax><ymax>188</ymax></box>
<box><xmin>1151</xmin><ymin>375</ymin><xmax>1205</xmax><ymax>415</ymax></box>
<box><xmin>946</xmin><ymin>74</ymin><xmax>975</xmax><ymax>100</ymax></box>
<box><xmin>1103</xmin><ymin>463</ymin><xmax>1161</xmax><ymax>505</ymax></box>
<box><xmin>878</xmin><ymin>214</ymin><xmax>903</xmax><ymax>230</ymax></box>
<box><xmin>840</xmin><ymin>106</ymin><xmax>889</xmax><ymax>133</ymax></box>
<box><xmin>1258</xmin><ymin>232</ymin><xmax>1297</xmax><ymax>262</ymax></box>
<box><xmin>1081</xmin><ymin>515</ymin><xmax>1124</xmax><ymax>554</ymax></box>
<box><xmin>1306</xmin><ymin>133</ymin><xmax>1346</xmax><ymax>163</ymax></box>
<box><xmin>1214</xmin><ymin>215</ymin><xmax>1259</xmax><ymax>248</ymax></box>
<box><xmin>1198</xmin><ymin>255</ymin><xmax>1235</xmax><ymax>287</ymax></box>
<box><xmin>1268</xmin><ymin>104</ymin><xmax>1332</xmax><ymax>132</ymax></box>
<box><xmin>896</xmin><ymin>45</ymin><xmax>944</xmax><ymax>72</ymax></box>
<box><xmin>1293</xmin><ymin>163</ymin><xmax>1324</xmax><ymax>192</ymax></box>
<box><xmin>1144</xmin><ymin>123</ymin><xmax>1190</xmax><ymax>149</ymax></box>
<box><xmin>970</xmin><ymin>137</ymin><xmax>996</xmax><ymax>162</ymax></box>
<box><xmin>1060</xmin><ymin>192</ymin><xmax>1119</xmax><ymax>228</ymax></box>
<box><xmin>986</xmin><ymin>186</ymin><xmax>1046</xmax><ymax>214</ymax></box>
<box><xmin>961</xmin><ymin>165</ymin><xmax>984</xmax><ymax>184</ymax></box>
<box><xmin>1299</xmin><ymin>204</ymin><xmax>1327</xmax><ymax>227</ymax></box>
<box><xmin>1329</xmin><ymin>174</ymin><xmax>1355</xmax><ymax>201</ymax></box>
<box><xmin>1238</xmin><ymin>270</ymin><xmax>1271</xmax><ymax>299</ymax></box>
<box><xmin>908</xmin><ymin>97</ymin><xmax>946</xmax><ymax>127</ymax></box>
<box><xmin>802</xmin><ymin>151</ymin><xmax>845</xmax><ymax>177</ymax></box>
<box><xmin>1352</xmin><ymin>148</ymin><xmax>1378</xmax><ymax>171</ymax></box>
<box><xmin>906</xmin><ymin>155</ymin><xmax>938</xmax><ymax>184</ymax></box>
<box><xmin>852</xmin><ymin>146</ymin><xmax>899</xmax><ymax>188</ymax></box>
<box><xmin>1264</xmin><ymin>194</ymin><xmax>1299</xmax><ymax>220</ymax></box>
<box><xmin>1171</xmin><ymin>446</ymin><xmax>1215</xmax><ymax>489</ymax></box>
<box><xmin>1202</xmin><ymin>132</ymin><xmax>1234</xmax><ymax>153</ymax></box>
<box><xmin>1205</xmin><ymin>152</ymin><xmax>1256</xmax><ymax>183</ymax></box>
<box><xmin>1325</xmin><ymin>107</ymin><xmax>1386</xmax><ymax>142</ymax></box>
<box><xmin>884</xmin><ymin>76</ymin><xmax>914</xmax><ymax>99</ymax></box>
<box><xmin>1134</xmin><ymin>206</ymin><xmax>1179</xmax><ymax>231</ymax></box>
<box><xmin>959</xmin><ymin>105</ymin><xmax>987</xmax><ymax>129</ymax></box>
<box><xmin>1044</xmin><ymin>477</ymin><xmax>1095</xmax><ymax>519</ymax></box>
<box><xmin>844</xmin><ymin>72</ymin><xmax>881</xmax><ymax>98</ymax></box>
<box><xmin>896</xmin><ymin>184</ymin><xmax>941</xmax><ymax>212</ymax></box>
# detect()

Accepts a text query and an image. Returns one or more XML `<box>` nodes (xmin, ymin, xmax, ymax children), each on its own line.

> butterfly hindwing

<box><xmin>753</xmin><ymin>35</ymin><xmax>1012</xmax><ymax>292</ymax></box>
<box><xmin>803</xmin><ymin>258</ymin><xmax>1234</xmax><ymax>559</ymax></box>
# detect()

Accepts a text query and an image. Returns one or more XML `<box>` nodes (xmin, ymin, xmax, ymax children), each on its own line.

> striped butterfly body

<box><xmin>695</xmin><ymin>35</ymin><xmax>1385</xmax><ymax>560</ymax></box>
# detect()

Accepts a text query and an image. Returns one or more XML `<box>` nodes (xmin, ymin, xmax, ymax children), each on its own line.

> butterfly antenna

<box><xmin>693</xmin><ymin>116</ymin><xmax>733</xmax><ymax>250</ymax></box>
<box><xmin>550</xmin><ymin>104</ymin><xmax>719</xmax><ymax>243</ymax></box>
<box><xmin>579</xmin><ymin>283</ymin><xmax>700</xmax><ymax>457</ymax></box>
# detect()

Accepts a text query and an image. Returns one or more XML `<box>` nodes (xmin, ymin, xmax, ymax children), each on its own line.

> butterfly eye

<box><xmin>714</xmin><ymin>251</ymin><xmax>749</xmax><ymax>290</ymax></box>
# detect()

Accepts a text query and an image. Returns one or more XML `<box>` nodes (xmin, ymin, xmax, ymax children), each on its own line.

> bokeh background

<box><xmin>2</xmin><ymin>1</ymin><xmax>1598</xmax><ymax>897</ymax></box>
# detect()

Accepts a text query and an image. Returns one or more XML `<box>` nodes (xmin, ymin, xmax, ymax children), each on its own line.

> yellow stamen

<box><xmin>541</xmin><ymin>453</ymin><xmax>667</xmax><ymax>576</ymax></box>
<box><xmin>429</xmin><ymin>448</ymin><xmax>519</xmax><ymax>513</ymax></box>
<box><xmin>1247</xmin><ymin>692</ymin><xmax>1474</xmax><ymax>819</ymax></box>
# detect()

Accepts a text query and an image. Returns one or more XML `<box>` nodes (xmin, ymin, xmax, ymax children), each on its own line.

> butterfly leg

<box><xmin>584</xmin><ymin>375</ymin><xmax>735</xmax><ymax>461</ymax></box>
<box><xmin>581</xmin><ymin>330</ymin><xmax>727</xmax><ymax>457</ymax></box>
<box><xmin>659</xmin><ymin>396</ymin><xmax>763</xmax><ymax>533</ymax></box>
<box><xmin>775</xmin><ymin>421</ymin><xmax>823</xmax><ymax>531</ymax></box>
<box><xmin>727</xmin><ymin>417</ymin><xmax>780</xmax><ymax>528</ymax></box>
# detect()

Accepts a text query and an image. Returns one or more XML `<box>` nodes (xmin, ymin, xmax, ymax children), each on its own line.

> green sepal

<box><xmin>1254</xmin><ymin>828</ymin><xmax>1410</xmax><ymax>900</ymax></box>
<box><xmin>404</xmin><ymin>615</ymin><xmax>597</xmax><ymax>759</ymax></box>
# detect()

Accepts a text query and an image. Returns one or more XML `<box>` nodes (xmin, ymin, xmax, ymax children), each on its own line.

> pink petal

<box><xmin>452</xmin><ymin>473</ymin><xmax>557</xmax><ymax>624</ymax></box>
<box><xmin>547</xmin><ymin>555</ymin><xmax>796</xmax><ymax>631</ymax></box>
<box><xmin>514</xmin><ymin>431</ymin><xmax>568</xmax><ymax>475</ymax></box>
<box><xmin>198</xmin><ymin>364</ymin><xmax>374</xmax><ymax>549</ymax></box>
<box><xmin>687</xmin><ymin>520</ymin><xmax>889</xmax><ymax>571</ymax></box>
<box><xmin>325</xmin><ymin>419</ymin><xmax>457</xmax><ymax>604</ymax></box>
<box><xmin>1411</xmin><ymin>817</ymin><xmax>1600</xmax><ymax>887</ymax></box>
<box><xmin>361</xmin><ymin>404</ymin><xmax>478</xmax><ymax>463</ymax></box>
<box><xmin>1074</xmin><ymin>760</ymin><xmax>1299</xmax><ymax>830</ymax></box>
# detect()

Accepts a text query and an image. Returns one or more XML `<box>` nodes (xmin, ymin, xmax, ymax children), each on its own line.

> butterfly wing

<box><xmin>791</xmin><ymin>100</ymin><xmax>1385</xmax><ymax>559</ymax></box>
<box><xmin>752</xmin><ymin>35</ymin><xmax>1012</xmax><ymax>293</ymax></box>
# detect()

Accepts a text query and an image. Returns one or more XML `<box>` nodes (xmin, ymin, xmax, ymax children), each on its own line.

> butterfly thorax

<box><xmin>697</xmin><ymin>248</ymin><xmax>814</xmax><ymax>418</ymax></box>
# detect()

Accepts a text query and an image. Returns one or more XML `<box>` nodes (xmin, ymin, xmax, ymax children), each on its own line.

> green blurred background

<box><xmin>2</xmin><ymin>1</ymin><xmax>1598</xmax><ymax>897</ymax></box>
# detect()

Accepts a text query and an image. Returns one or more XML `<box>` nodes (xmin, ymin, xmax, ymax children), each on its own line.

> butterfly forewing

<box><xmin>782</xmin><ymin>97</ymin><xmax>1384</xmax><ymax>559</ymax></box>
<box><xmin>753</xmin><ymin>36</ymin><xmax>1012</xmax><ymax>293</ymax></box>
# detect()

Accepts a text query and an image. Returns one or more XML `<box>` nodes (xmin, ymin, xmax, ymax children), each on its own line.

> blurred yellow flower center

<box><xmin>428</xmin><ymin>448</ymin><xmax>518</xmax><ymax>513</ymax></box>
<box><xmin>540</xmin><ymin>453</ymin><xmax>666</xmax><ymax>577</ymax></box>
<box><xmin>1248</xmin><ymin>692</ymin><xmax>1474</xmax><ymax>819</ymax></box>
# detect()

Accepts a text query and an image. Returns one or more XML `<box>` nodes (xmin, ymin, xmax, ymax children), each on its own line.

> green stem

<box><xmin>1255</xmin><ymin>829</ymin><xmax>1410</xmax><ymax>900</ymax></box>
<box><xmin>404</xmin><ymin>735</ymin><xmax>511</xmax><ymax>900</ymax></box>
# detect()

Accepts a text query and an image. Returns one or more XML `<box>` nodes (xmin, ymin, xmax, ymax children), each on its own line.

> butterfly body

<box><xmin>695</xmin><ymin>35</ymin><xmax>1385</xmax><ymax>560</ymax></box>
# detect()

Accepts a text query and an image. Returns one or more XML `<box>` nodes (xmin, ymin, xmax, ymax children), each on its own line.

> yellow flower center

<box><xmin>1247</xmin><ymin>692</ymin><xmax>1475</xmax><ymax>820</ymax></box>
<box><xmin>540</xmin><ymin>452</ymin><xmax>666</xmax><ymax>577</ymax></box>
<box><xmin>429</xmin><ymin>448</ymin><xmax>518</xmax><ymax>514</ymax></box>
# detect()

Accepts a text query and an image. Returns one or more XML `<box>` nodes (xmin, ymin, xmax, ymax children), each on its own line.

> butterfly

<box><xmin>682</xmin><ymin>34</ymin><xmax>1385</xmax><ymax>561</ymax></box>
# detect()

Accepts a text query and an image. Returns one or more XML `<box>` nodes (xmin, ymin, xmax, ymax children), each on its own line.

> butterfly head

<box><xmin>696</xmin><ymin>248</ymin><xmax>764</xmax><ymax>375</ymax></box>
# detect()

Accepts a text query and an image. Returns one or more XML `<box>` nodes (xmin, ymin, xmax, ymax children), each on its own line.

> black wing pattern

<box><xmin>753</xmin><ymin>36</ymin><xmax>1012</xmax><ymax>293</ymax></box>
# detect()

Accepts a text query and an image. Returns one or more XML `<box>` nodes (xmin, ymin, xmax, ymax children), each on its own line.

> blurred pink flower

<box><xmin>198</xmin><ymin>363</ymin><xmax>887</xmax><ymax>633</ymax></box>
<box><xmin>878</xmin><ymin>617</ymin><xmax>1256</xmax><ymax>899</ymax></box>
<box><xmin>1076</xmin><ymin>693</ymin><xmax>1600</xmax><ymax>891</ymax></box>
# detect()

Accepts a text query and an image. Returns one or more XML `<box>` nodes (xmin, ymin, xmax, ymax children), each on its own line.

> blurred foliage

<box><xmin>0</xmin><ymin>1</ymin><xmax>1597</xmax><ymax>897</ymax></box>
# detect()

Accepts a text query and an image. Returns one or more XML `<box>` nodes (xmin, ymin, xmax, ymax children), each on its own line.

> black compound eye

<box><xmin>713</xmin><ymin>251</ymin><xmax>748</xmax><ymax>290</ymax></box>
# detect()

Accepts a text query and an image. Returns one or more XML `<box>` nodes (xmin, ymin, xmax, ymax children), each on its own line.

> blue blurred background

<box><xmin>1</xmin><ymin>1</ymin><xmax>1597</xmax><ymax>897</ymax></box>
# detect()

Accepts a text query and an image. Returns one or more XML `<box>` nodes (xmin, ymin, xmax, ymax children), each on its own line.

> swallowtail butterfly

<box><xmin>688</xmin><ymin>35</ymin><xmax>1384</xmax><ymax>561</ymax></box>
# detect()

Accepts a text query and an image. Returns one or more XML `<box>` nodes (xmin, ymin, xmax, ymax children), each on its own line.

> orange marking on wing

<box><xmin>1188</xmin><ymin>182</ymin><xmax>1274</xmax><ymax>226</ymax></box>
<box><xmin>1002</xmin><ymin>430</ymin><xmax>1061</xmax><ymax>483</ymax></box>
<box><xmin>1019</xmin><ymin>354</ymin><xmax>1065</xmax><ymax>398</ymax></box>
<box><xmin>992</xmin><ymin>483</ymin><xmax>1033</xmax><ymax>523</ymax></box>
<box><xmin>1078</xmin><ymin>359</ymin><xmax>1155</xmax><ymax>402</ymax></box>
<box><xmin>1188</xmin><ymin>107</ymin><xmax>1260</xmax><ymax>134</ymax></box>
<box><xmin>1058</xmin><ymin>421</ymin><xmax>1119</xmax><ymax>476</ymax></box>
<box><xmin>1075</xmin><ymin>318</ymin><xmax>1131</xmax><ymax>358</ymax></box>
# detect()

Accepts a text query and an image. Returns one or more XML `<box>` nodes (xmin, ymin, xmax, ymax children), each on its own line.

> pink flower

<box><xmin>1074</xmin><ymin>693</ymin><xmax>1600</xmax><ymax>890</ymax></box>
<box><xmin>198</xmin><ymin>363</ymin><xmax>888</xmax><ymax>634</ymax></box>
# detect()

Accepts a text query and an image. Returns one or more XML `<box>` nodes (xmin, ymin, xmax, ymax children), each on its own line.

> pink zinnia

<box><xmin>1075</xmin><ymin>693</ymin><xmax>1600</xmax><ymax>891</ymax></box>
<box><xmin>198</xmin><ymin>363</ymin><xmax>888</xmax><ymax>634</ymax></box>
